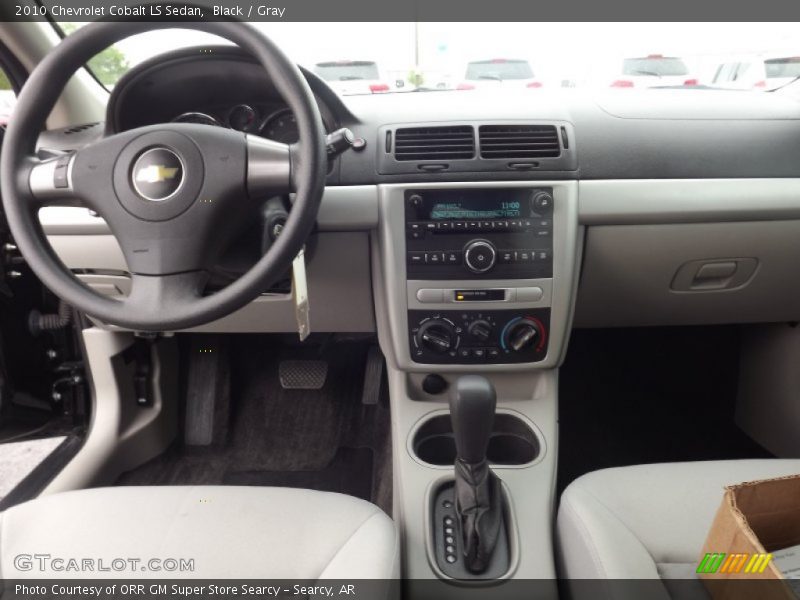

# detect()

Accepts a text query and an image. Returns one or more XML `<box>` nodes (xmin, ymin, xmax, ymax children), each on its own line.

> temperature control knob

<box><xmin>464</xmin><ymin>239</ymin><xmax>497</xmax><ymax>274</ymax></box>
<box><xmin>416</xmin><ymin>320</ymin><xmax>457</xmax><ymax>354</ymax></box>
<box><xmin>503</xmin><ymin>318</ymin><xmax>543</xmax><ymax>353</ymax></box>
<box><xmin>468</xmin><ymin>320</ymin><xmax>493</xmax><ymax>342</ymax></box>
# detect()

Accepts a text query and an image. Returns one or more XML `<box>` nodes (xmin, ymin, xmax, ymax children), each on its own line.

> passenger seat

<box><xmin>557</xmin><ymin>460</ymin><xmax>800</xmax><ymax>591</ymax></box>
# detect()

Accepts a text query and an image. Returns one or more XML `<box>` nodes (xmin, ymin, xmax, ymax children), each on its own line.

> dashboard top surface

<box><xmin>35</xmin><ymin>45</ymin><xmax>800</xmax><ymax>184</ymax></box>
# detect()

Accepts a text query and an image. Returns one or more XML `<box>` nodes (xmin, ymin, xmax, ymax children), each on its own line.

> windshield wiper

<box><xmin>477</xmin><ymin>75</ymin><xmax>503</xmax><ymax>81</ymax></box>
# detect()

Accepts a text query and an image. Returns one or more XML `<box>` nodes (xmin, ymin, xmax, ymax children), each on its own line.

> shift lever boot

<box><xmin>453</xmin><ymin>456</ymin><xmax>503</xmax><ymax>572</ymax></box>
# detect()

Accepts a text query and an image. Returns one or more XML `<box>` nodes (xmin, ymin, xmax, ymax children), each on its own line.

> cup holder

<box><xmin>412</xmin><ymin>412</ymin><xmax>540</xmax><ymax>467</ymax></box>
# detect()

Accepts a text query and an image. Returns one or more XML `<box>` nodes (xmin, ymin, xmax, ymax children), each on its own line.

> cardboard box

<box><xmin>699</xmin><ymin>474</ymin><xmax>800</xmax><ymax>600</ymax></box>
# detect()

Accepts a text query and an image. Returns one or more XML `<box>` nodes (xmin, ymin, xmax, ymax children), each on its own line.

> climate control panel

<box><xmin>409</xmin><ymin>309</ymin><xmax>550</xmax><ymax>364</ymax></box>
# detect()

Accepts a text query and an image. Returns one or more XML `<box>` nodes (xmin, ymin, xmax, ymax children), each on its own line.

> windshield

<box><xmin>59</xmin><ymin>22</ymin><xmax>800</xmax><ymax>94</ymax></box>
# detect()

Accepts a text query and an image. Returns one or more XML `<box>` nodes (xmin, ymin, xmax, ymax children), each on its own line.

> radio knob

<box><xmin>408</xmin><ymin>193</ymin><xmax>424</xmax><ymax>207</ymax></box>
<box><xmin>463</xmin><ymin>240</ymin><xmax>497</xmax><ymax>274</ymax></box>
<box><xmin>468</xmin><ymin>320</ymin><xmax>493</xmax><ymax>342</ymax></box>
<box><xmin>503</xmin><ymin>318</ymin><xmax>543</xmax><ymax>352</ymax></box>
<box><xmin>416</xmin><ymin>320</ymin><xmax>457</xmax><ymax>354</ymax></box>
<box><xmin>531</xmin><ymin>191</ymin><xmax>554</xmax><ymax>216</ymax></box>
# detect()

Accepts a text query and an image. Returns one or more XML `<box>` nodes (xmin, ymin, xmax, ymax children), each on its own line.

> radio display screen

<box><xmin>430</xmin><ymin>200</ymin><xmax>521</xmax><ymax>220</ymax></box>
<box><xmin>413</xmin><ymin>189</ymin><xmax>531</xmax><ymax>221</ymax></box>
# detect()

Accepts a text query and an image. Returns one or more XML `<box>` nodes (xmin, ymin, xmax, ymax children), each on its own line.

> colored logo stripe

<box><xmin>698</xmin><ymin>553</ymin><xmax>726</xmax><ymax>574</ymax></box>
<box><xmin>697</xmin><ymin>553</ymin><xmax>772</xmax><ymax>574</ymax></box>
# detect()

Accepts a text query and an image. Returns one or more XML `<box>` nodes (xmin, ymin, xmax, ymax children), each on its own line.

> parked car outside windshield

<box><xmin>59</xmin><ymin>22</ymin><xmax>800</xmax><ymax>96</ymax></box>
<box><xmin>313</xmin><ymin>60</ymin><xmax>394</xmax><ymax>95</ymax></box>
<box><xmin>457</xmin><ymin>59</ymin><xmax>543</xmax><ymax>90</ymax></box>
<box><xmin>710</xmin><ymin>55</ymin><xmax>800</xmax><ymax>90</ymax></box>
<box><xmin>610</xmin><ymin>55</ymin><xmax>697</xmax><ymax>88</ymax></box>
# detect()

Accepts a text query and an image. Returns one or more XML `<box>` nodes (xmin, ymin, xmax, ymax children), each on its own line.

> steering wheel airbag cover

<box><xmin>112</xmin><ymin>131</ymin><xmax>204</xmax><ymax>221</ymax></box>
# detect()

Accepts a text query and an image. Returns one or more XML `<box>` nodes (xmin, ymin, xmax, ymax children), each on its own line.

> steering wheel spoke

<box><xmin>246</xmin><ymin>135</ymin><xmax>293</xmax><ymax>197</ymax></box>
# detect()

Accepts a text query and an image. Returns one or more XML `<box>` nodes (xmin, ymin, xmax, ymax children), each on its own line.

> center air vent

<box><xmin>394</xmin><ymin>126</ymin><xmax>475</xmax><ymax>161</ymax></box>
<box><xmin>479</xmin><ymin>125</ymin><xmax>560</xmax><ymax>159</ymax></box>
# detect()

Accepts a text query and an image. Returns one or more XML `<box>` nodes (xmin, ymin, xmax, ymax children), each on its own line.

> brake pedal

<box><xmin>279</xmin><ymin>360</ymin><xmax>328</xmax><ymax>390</ymax></box>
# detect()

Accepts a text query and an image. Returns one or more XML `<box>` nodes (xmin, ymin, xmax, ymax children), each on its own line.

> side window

<box><xmin>0</xmin><ymin>66</ymin><xmax>17</xmax><ymax>127</ymax></box>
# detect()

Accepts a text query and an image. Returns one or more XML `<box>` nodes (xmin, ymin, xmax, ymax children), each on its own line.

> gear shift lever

<box><xmin>451</xmin><ymin>375</ymin><xmax>496</xmax><ymax>462</ymax></box>
<box><xmin>449</xmin><ymin>375</ymin><xmax>503</xmax><ymax>574</ymax></box>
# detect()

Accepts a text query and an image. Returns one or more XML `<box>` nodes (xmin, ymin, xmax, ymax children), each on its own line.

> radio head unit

<box><xmin>405</xmin><ymin>187</ymin><xmax>554</xmax><ymax>280</ymax></box>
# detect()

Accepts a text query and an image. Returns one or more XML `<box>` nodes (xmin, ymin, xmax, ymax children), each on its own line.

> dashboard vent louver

<box><xmin>394</xmin><ymin>126</ymin><xmax>475</xmax><ymax>161</ymax></box>
<box><xmin>64</xmin><ymin>122</ymin><xmax>100</xmax><ymax>135</ymax></box>
<box><xmin>479</xmin><ymin>125</ymin><xmax>561</xmax><ymax>159</ymax></box>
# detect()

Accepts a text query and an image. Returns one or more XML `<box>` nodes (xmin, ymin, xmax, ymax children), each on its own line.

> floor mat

<box><xmin>229</xmin><ymin>340</ymin><xmax>365</xmax><ymax>472</ymax></box>
<box><xmin>558</xmin><ymin>326</ymin><xmax>773</xmax><ymax>494</ymax></box>
<box><xmin>117</xmin><ymin>336</ymin><xmax>392</xmax><ymax>512</ymax></box>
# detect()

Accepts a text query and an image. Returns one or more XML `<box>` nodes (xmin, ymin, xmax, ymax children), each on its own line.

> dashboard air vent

<box><xmin>64</xmin><ymin>122</ymin><xmax>101</xmax><ymax>135</ymax></box>
<box><xmin>479</xmin><ymin>125</ymin><xmax>560</xmax><ymax>159</ymax></box>
<box><xmin>394</xmin><ymin>126</ymin><xmax>475</xmax><ymax>161</ymax></box>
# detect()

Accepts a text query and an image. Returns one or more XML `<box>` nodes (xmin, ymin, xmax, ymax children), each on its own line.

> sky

<box><xmin>109</xmin><ymin>22</ymin><xmax>800</xmax><ymax>85</ymax></box>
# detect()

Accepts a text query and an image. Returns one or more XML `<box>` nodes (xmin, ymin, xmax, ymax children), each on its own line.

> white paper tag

<box><xmin>292</xmin><ymin>248</ymin><xmax>310</xmax><ymax>341</ymax></box>
<box><xmin>773</xmin><ymin>544</ymin><xmax>800</xmax><ymax>597</ymax></box>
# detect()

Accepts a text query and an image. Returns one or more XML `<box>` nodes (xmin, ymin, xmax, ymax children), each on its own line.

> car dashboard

<box><xmin>33</xmin><ymin>45</ymin><xmax>800</xmax><ymax>363</ymax></box>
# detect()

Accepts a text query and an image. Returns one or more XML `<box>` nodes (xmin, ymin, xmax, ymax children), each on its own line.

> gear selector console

<box><xmin>431</xmin><ymin>375</ymin><xmax>511</xmax><ymax>579</ymax></box>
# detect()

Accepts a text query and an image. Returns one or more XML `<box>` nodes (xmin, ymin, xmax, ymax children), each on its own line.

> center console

<box><xmin>374</xmin><ymin>181</ymin><xmax>579</xmax><ymax>590</ymax></box>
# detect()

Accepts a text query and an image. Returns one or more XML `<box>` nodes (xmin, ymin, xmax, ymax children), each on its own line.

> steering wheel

<box><xmin>0</xmin><ymin>22</ymin><xmax>327</xmax><ymax>331</ymax></box>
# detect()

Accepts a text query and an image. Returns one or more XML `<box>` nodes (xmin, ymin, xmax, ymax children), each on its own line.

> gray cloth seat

<box><xmin>0</xmin><ymin>486</ymin><xmax>398</xmax><ymax>579</ymax></box>
<box><xmin>557</xmin><ymin>459</ymin><xmax>800</xmax><ymax>590</ymax></box>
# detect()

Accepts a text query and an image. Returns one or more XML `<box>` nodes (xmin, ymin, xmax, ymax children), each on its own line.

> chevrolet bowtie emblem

<box><xmin>135</xmin><ymin>165</ymin><xmax>180</xmax><ymax>184</ymax></box>
<box><xmin>131</xmin><ymin>148</ymin><xmax>184</xmax><ymax>202</ymax></box>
